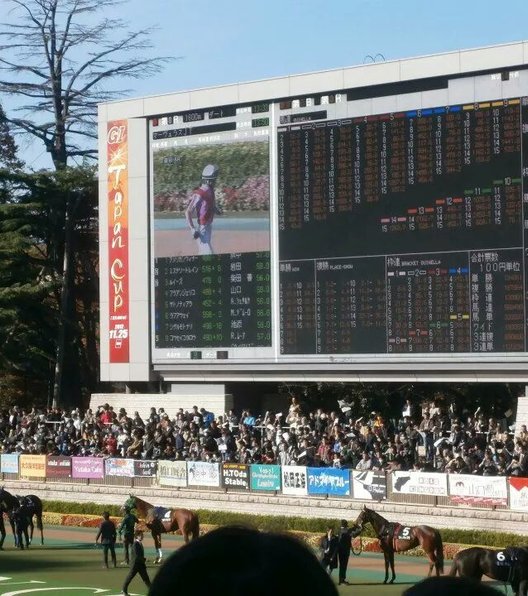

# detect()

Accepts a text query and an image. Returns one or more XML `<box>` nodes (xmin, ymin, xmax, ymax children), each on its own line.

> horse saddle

<box><xmin>151</xmin><ymin>506</ymin><xmax>171</xmax><ymax>522</ymax></box>
<box><xmin>497</xmin><ymin>548</ymin><xmax>526</xmax><ymax>567</ymax></box>
<box><xmin>394</xmin><ymin>524</ymin><xmax>413</xmax><ymax>541</ymax></box>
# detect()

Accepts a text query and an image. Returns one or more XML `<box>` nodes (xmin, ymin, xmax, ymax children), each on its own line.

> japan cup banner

<box><xmin>107</xmin><ymin>119</ymin><xmax>130</xmax><ymax>363</ymax></box>
<box><xmin>281</xmin><ymin>465</ymin><xmax>308</xmax><ymax>496</ymax></box>
<box><xmin>222</xmin><ymin>463</ymin><xmax>250</xmax><ymax>490</ymax></box>
<box><xmin>19</xmin><ymin>454</ymin><xmax>46</xmax><ymax>478</ymax></box>
<box><xmin>307</xmin><ymin>467</ymin><xmax>351</xmax><ymax>496</ymax></box>
<box><xmin>0</xmin><ymin>453</ymin><xmax>19</xmax><ymax>474</ymax></box>
<box><xmin>105</xmin><ymin>457</ymin><xmax>135</xmax><ymax>477</ymax></box>
<box><xmin>158</xmin><ymin>460</ymin><xmax>187</xmax><ymax>487</ymax></box>
<box><xmin>448</xmin><ymin>474</ymin><xmax>507</xmax><ymax>506</ymax></box>
<box><xmin>187</xmin><ymin>461</ymin><xmax>220</xmax><ymax>487</ymax></box>
<box><xmin>250</xmin><ymin>464</ymin><xmax>281</xmax><ymax>491</ymax></box>
<box><xmin>391</xmin><ymin>471</ymin><xmax>448</xmax><ymax>496</ymax></box>
<box><xmin>71</xmin><ymin>456</ymin><xmax>105</xmax><ymax>479</ymax></box>
<box><xmin>508</xmin><ymin>477</ymin><xmax>528</xmax><ymax>511</ymax></box>
<box><xmin>352</xmin><ymin>470</ymin><xmax>387</xmax><ymax>500</ymax></box>
<box><xmin>46</xmin><ymin>455</ymin><xmax>72</xmax><ymax>478</ymax></box>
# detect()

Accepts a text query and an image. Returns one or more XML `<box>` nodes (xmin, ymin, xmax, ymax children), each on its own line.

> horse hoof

<box><xmin>389</xmin><ymin>579</ymin><xmax>395</xmax><ymax>584</ymax></box>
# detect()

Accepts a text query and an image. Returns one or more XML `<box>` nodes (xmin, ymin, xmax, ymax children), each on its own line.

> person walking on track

<box><xmin>95</xmin><ymin>511</ymin><xmax>117</xmax><ymax>568</ymax></box>
<box><xmin>122</xmin><ymin>529</ymin><xmax>151</xmax><ymax>596</ymax></box>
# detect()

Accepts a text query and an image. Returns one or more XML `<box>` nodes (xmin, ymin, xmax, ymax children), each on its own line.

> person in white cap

<box><xmin>185</xmin><ymin>164</ymin><xmax>222</xmax><ymax>255</ymax></box>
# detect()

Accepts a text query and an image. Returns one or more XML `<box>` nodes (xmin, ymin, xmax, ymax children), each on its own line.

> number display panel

<box><xmin>278</xmin><ymin>97</ymin><xmax>528</xmax><ymax>355</ymax></box>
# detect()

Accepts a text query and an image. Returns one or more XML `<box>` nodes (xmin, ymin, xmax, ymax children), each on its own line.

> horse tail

<box><xmin>435</xmin><ymin>531</ymin><xmax>444</xmax><ymax>574</ymax></box>
<box><xmin>448</xmin><ymin>554</ymin><xmax>459</xmax><ymax>577</ymax></box>
<box><xmin>191</xmin><ymin>512</ymin><xmax>199</xmax><ymax>540</ymax></box>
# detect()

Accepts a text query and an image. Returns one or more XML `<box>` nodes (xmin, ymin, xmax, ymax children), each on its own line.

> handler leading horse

<box><xmin>354</xmin><ymin>505</ymin><xmax>444</xmax><ymax>584</ymax></box>
<box><xmin>124</xmin><ymin>495</ymin><xmax>199</xmax><ymax>564</ymax></box>
<box><xmin>0</xmin><ymin>487</ymin><xmax>44</xmax><ymax>547</ymax></box>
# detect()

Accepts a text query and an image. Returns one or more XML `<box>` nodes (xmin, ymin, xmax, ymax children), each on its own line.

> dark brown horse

<box><xmin>354</xmin><ymin>505</ymin><xmax>444</xmax><ymax>584</ymax></box>
<box><xmin>450</xmin><ymin>546</ymin><xmax>528</xmax><ymax>596</ymax></box>
<box><xmin>0</xmin><ymin>487</ymin><xmax>44</xmax><ymax>547</ymax></box>
<box><xmin>124</xmin><ymin>495</ymin><xmax>199</xmax><ymax>564</ymax></box>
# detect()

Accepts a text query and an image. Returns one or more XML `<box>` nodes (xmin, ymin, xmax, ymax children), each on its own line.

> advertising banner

<box><xmin>352</xmin><ymin>470</ymin><xmax>387</xmax><ymax>500</ymax></box>
<box><xmin>449</xmin><ymin>474</ymin><xmax>507</xmax><ymax>506</ymax></box>
<box><xmin>508</xmin><ymin>477</ymin><xmax>528</xmax><ymax>511</ymax></box>
<box><xmin>281</xmin><ymin>465</ymin><xmax>308</xmax><ymax>496</ymax></box>
<box><xmin>158</xmin><ymin>460</ymin><xmax>187</xmax><ymax>487</ymax></box>
<box><xmin>46</xmin><ymin>456</ymin><xmax>72</xmax><ymax>478</ymax></box>
<box><xmin>307</xmin><ymin>467</ymin><xmax>350</xmax><ymax>496</ymax></box>
<box><xmin>187</xmin><ymin>461</ymin><xmax>220</xmax><ymax>487</ymax></box>
<box><xmin>71</xmin><ymin>456</ymin><xmax>104</xmax><ymax>479</ymax></box>
<box><xmin>105</xmin><ymin>458</ymin><xmax>135</xmax><ymax>477</ymax></box>
<box><xmin>134</xmin><ymin>460</ymin><xmax>158</xmax><ymax>477</ymax></box>
<box><xmin>107</xmin><ymin>119</ymin><xmax>130</xmax><ymax>363</ymax></box>
<box><xmin>19</xmin><ymin>454</ymin><xmax>46</xmax><ymax>478</ymax></box>
<box><xmin>0</xmin><ymin>453</ymin><xmax>19</xmax><ymax>474</ymax></box>
<box><xmin>250</xmin><ymin>464</ymin><xmax>281</xmax><ymax>491</ymax></box>
<box><xmin>222</xmin><ymin>463</ymin><xmax>250</xmax><ymax>490</ymax></box>
<box><xmin>391</xmin><ymin>471</ymin><xmax>448</xmax><ymax>496</ymax></box>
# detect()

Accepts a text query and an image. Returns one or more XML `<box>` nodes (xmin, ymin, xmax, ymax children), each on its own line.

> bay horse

<box><xmin>0</xmin><ymin>487</ymin><xmax>44</xmax><ymax>546</ymax></box>
<box><xmin>450</xmin><ymin>546</ymin><xmax>528</xmax><ymax>596</ymax></box>
<box><xmin>124</xmin><ymin>495</ymin><xmax>199</xmax><ymax>564</ymax></box>
<box><xmin>354</xmin><ymin>505</ymin><xmax>444</xmax><ymax>584</ymax></box>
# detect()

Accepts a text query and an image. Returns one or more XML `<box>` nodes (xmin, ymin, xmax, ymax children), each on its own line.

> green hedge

<box><xmin>42</xmin><ymin>500</ymin><xmax>527</xmax><ymax>548</ymax></box>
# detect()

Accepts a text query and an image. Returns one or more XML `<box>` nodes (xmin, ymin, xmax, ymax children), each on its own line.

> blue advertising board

<box><xmin>307</xmin><ymin>467</ymin><xmax>350</xmax><ymax>496</ymax></box>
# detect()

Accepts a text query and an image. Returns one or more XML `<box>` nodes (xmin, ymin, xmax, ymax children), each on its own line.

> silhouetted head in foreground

<box><xmin>149</xmin><ymin>525</ymin><xmax>338</xmax><ymax>596</ymax></box>
<box><xmin>403</xmin><ymin>576</ymin><xmax>502</xmax><ymax>596</ymax></box>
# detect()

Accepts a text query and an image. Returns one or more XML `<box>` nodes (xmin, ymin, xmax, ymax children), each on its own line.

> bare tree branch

<box><xmin>0</xmin><ymin>0</ymin><xmax>175</xmax><ymax>169</ymax></box>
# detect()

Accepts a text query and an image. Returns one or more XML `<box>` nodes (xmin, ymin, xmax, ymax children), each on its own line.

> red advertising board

<box><xmin>107</xmin><ymin>120</ymin><xmax>130</xmax><ymax>363</ymax></box>
<box><xmin>46</xmin><ymin>456</ymin><xmax>72</xmax><ymax>478</ymax></box>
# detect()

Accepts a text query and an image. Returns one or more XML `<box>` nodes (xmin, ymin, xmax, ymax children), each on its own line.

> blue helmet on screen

<box><xmin>202</xmin><ymin>164</ymin><xmax>219</xmax><ymax>181</ymax></box>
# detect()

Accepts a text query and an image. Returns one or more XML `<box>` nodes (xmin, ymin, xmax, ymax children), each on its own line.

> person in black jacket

<box><xmin>320</xmin><ymin>526</ymin><xmax>338</xmax><ymax>575</ymax></box>
<box><xmin>122</xmin><ymin>529</ymin><xmax>151</xmax><ymax>596</ymax></box>
<box><xmin>95</xmin><ymin>511</ymin><xmax>117</xmax><ymax>568</ymax></box>
<box><xmin>13</xmin><ymin>499</ymin><xmax>30</xmax><ymax>549</ymax></box>
<box><xmin>337</xmin><ymin>519</ymin><xmax>357</xmax><ymax>585</ymax></box>
<box><xmin>0</xmin><ymin>504</ymin><xmax>6</xmax><ymax>550</ymax></box>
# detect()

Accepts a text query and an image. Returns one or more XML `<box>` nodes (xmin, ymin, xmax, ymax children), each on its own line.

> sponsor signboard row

<box><xmin>3</xmin><ymin>454</ymin><xmax>528</xmax><ymax>510</ymax></box>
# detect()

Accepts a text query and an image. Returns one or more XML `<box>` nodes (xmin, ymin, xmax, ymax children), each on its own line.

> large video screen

<box><xmin>149</xmin><ymin>73</ymin><xmax>528</xmax><ymax>364</ymax></box>
<box><xmin>150</xmin><ymin>106</ymin><xmax>272</xmax><ymax>358</ymax></box>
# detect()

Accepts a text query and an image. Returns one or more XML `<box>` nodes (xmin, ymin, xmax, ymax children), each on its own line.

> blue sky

<box><xmin>125</xmin><ymin>0</ymin><xmax>528</xmax><ymax>96</ymax></box>
<box><xmin>8</xmin><ymin>0</ymin><xmax>528</xmax><ymax>168</ymax></box>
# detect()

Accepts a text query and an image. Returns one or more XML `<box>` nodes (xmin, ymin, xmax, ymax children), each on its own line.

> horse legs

<box><xmin>38</xmin><ymin>515</ymin><xmax>44</xmax><ymax>545</ymax></box>
<box><xmin>381</xmin><ymin>545</ymin><xmax>390</xmax><ymax>584</ymax></box>
<box><xmin>9</xmin><ymin>516</ymin><xmax>17</xmax><ymax>547</ymax></box>
<box><xmin>28</xmin><ymin>517</ymin><xmax>34</xmax><ymax>545</ymax></box>
<box><xmin>388</xmin><ymin>550</ymin><xmax>396</xmax><ymax>584</ymax></box>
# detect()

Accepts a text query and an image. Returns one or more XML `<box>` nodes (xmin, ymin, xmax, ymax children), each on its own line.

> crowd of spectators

<box><xmin>0</xmin><ymin>397</ymin><xmax>527</xmax><ymax>477</ymax></box>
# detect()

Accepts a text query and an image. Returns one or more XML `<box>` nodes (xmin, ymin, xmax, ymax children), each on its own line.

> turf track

<box><xmin>0</xmin><ymin>526</ymin><xmax>512</xmax><ymax>595</ymax></box>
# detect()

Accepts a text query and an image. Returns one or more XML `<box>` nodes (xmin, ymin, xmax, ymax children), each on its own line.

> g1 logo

<box><xmin>107</xmin><ymin>124</ymin><xmax>126</xmax><ymax>145</ymax></box>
